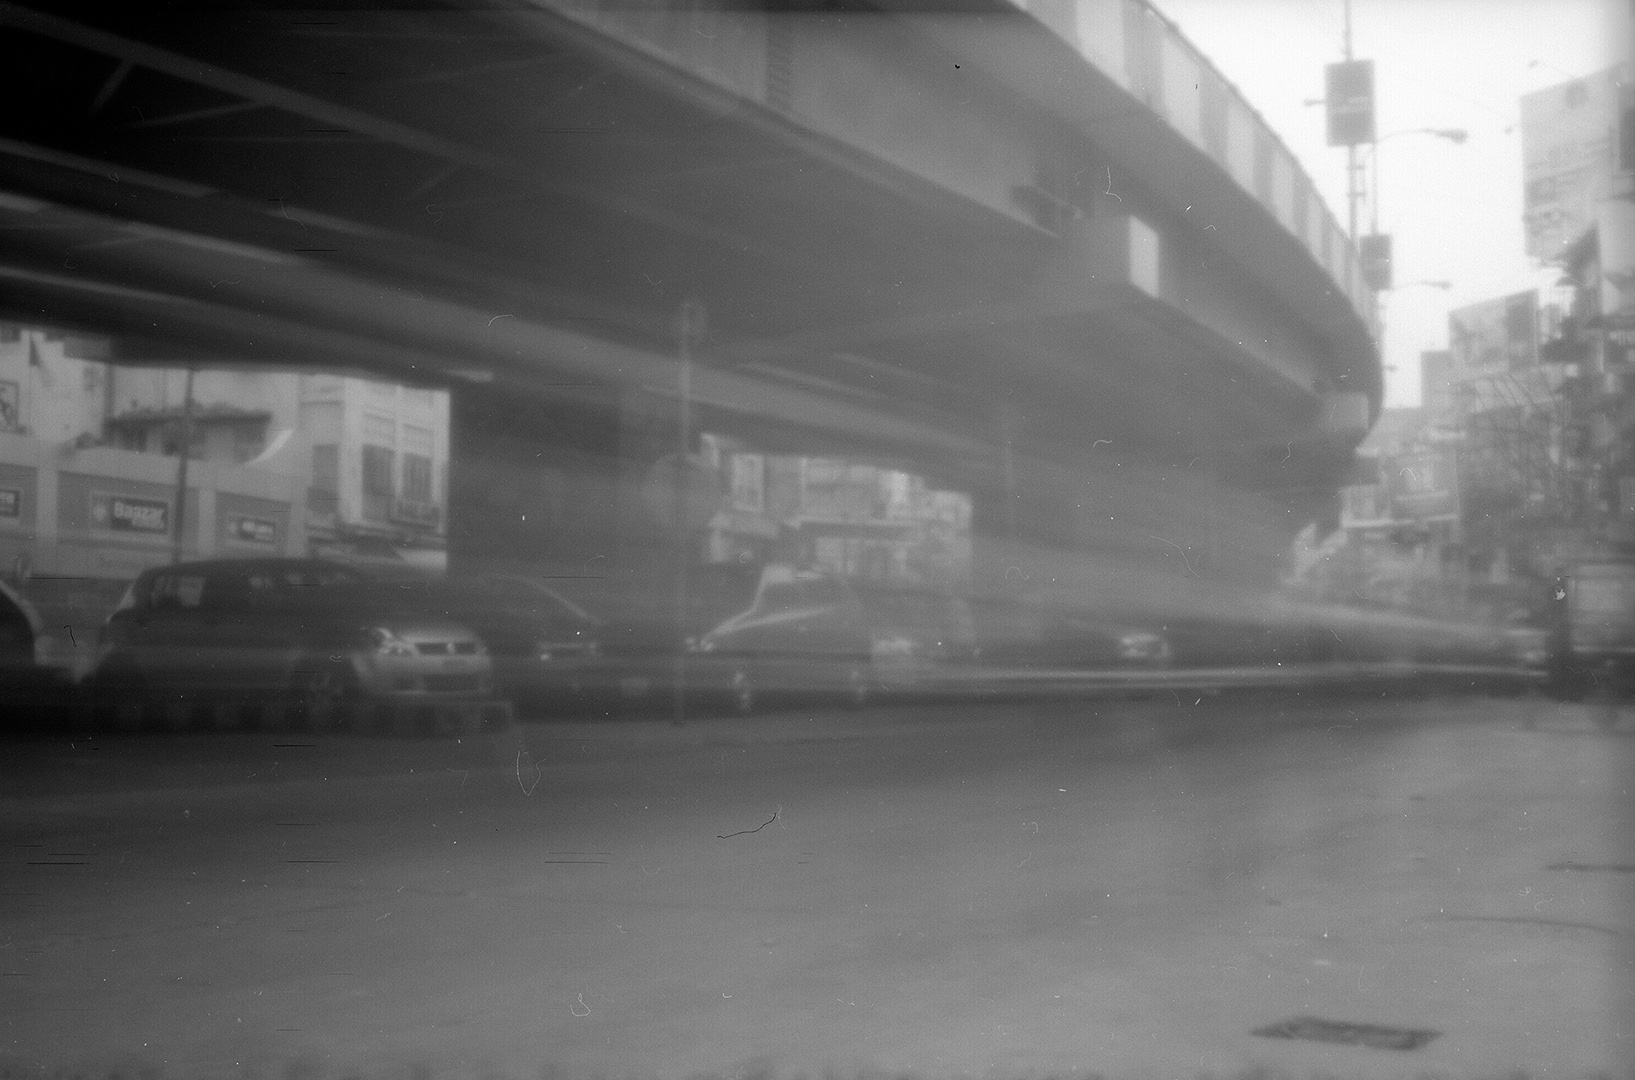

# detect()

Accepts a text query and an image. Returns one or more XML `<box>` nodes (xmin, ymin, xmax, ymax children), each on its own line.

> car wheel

<box><xmin>729</xmin><ymin>664</ymin><xmax>756</xmax><ymax>717</ymax></box>
<box><xmin>90</xmin><ymin>658</ymin><xmax>155</xmax><ymax>732</ymax></box>
<box><xmin>287</xmin><ymin>654</ymin><xmax>360</xmax><ymax>729</ymax></box>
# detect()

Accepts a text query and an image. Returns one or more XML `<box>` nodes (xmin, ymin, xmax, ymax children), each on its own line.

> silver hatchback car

<box><xmin>90</xmin><ymin>558</ymin><xmax>506</xmax><ymax>730</ymax></box>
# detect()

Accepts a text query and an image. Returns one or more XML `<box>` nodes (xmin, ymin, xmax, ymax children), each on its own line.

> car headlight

<box><xmin>1117</xmin><ymin>632</ymin><xmax>1165</xmax><ymax>659</ymax></box>
<box><xmin>369</xmin><ymin>628</ymin><xmax>416</xmax><ymax>657</ymax></box>
<box><xmin>872</xmin><ymin>634</ymin><xmax>916</xmax><ymax>657</ymax></box>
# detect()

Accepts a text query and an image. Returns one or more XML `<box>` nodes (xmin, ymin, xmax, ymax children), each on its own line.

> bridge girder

<box><xmin>0</xmin><ymin>0</ymin><xmax>1374</xmax><ymax>522</ymax></box>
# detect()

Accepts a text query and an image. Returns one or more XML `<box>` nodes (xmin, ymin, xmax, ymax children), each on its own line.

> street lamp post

<box><xmin>171</xmin><ymin>366</ymin><xmax>196</xmax><ymax>564</ymax></box>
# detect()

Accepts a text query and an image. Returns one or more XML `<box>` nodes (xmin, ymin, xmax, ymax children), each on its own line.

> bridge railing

<box><xmin>1011</xmin><ymin>0</ymin><xmax>1370</xmax><ymax>328</ymax></box>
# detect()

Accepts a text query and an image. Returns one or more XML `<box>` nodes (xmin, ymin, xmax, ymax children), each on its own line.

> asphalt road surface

<box><xmin>3</xmin><ymin>691</ymin><xmax>1631</xmax><ymax>1080</ymax></box>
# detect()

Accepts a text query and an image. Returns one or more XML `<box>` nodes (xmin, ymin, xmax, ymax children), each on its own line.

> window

<box><xmin>310</xmin><ymin>444</ymin><xmax>339</xmax><ymax>516</ymax></box>
<box><xmin>362</xmin><ymin>446</ymin><xmax>395</xmax><ymax>495</ymax></box>
<box><xmin>361</xmin><ymin>444</ymin><xmax>395</xmax><ymax>521</ymax></box>
<box><xmin>278</xmin><ymin>565</ymin><xmax>363</xmax><ymax>589</ymax></box>
<box><xmin>149</xmin><ymin>573</ymin><xmax>205</xmax><ymax>609</ymax></box>
<box><xmin>762</xmin><ymin>578</ymin><xmax>844</xmax><ymax>614</ymax></box>
<box><xmin>401</xmin><ymin>425</ymin><xmax>434</xmax><ymax>503</ymax></box>
<box><xmin>403</xmin><ymin>453</ymin><xmax>433</xmax><ymax>502</ymax></box>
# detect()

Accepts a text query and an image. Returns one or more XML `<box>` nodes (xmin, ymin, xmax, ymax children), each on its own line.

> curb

<box><xmin>66</xmin><ymin>694</ymin><xmax>514</xmax><ymax>738</ymax></box>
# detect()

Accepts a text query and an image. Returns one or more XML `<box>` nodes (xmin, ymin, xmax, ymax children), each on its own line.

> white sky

<box><xmin>1149</xmin><ymin>0</ymin><xmax>1629</xmax><ymax>407</ymax></box>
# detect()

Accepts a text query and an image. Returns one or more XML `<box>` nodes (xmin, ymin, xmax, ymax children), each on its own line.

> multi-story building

<box><xmin>765</xmin><ymin>454</ymin><xmax>971</xmax><ymax>587</ymax></box>
<box><xmin>0</xmin><ymin>325</ymin><xmax>110</xmax><ymax>446</ymax></box>
<box><xmin>1328</xmin><ymin>406</ymin><xmax>1465</xmax><ymax>611</ymax></box>
<box><xmin>1469</xmin><ymin>64</ymin><xmax>1635</xmax><ymax>571</ymax></box>
<box><xmin>693</xmin><ymin>433</ymin><xmax>973</xmax><ymax>587</ymax></box>
<box><xmin>295</xmin><ymin>374</ymin><xmax>450</xmax><ymax>564</ymax></box>
<box><xmin>2</xmin><ymin>322</ymin><xmax>454</xmax><ymax>660</ymax></box>
<box><xmin>0</xmin><ymin>326</ymin><xmax>315</xmax><ymax>669</ymax></box>
<box><xmin>105</xmin><ymin>367</ymin><xmax>451</xmax><ymax>566</ymax></box>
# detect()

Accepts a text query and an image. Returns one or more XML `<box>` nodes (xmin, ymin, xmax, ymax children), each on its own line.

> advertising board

<box><xmin>90</xmin><ymin>492</ymin><xmax>171</xmax><ymax>535</ymax></box>
<box><xmin>225</xmin><ymin>515</ymin><xmax>277</xmax><ymax>546</ymax></box>
<box><xmin>1520</xmin><ymin>66</ymin><xmax>1625</xmax><ymax>261</ymax></box>
<box><xmin>1325</xmin><ymin>60</ymin><xmax>1374</xmax><ymax>146</ymax></box>
<box><xmin>1449</xmin><ymin>292</ymin><xmax>1538</xmax><ymax>380</ymax></box>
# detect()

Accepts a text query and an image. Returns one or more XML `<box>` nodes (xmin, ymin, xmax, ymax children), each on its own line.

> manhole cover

<box><xmin>1252</xmin><ymin>1016</ymin><xmax>1439</xmax><ymax>1051</ymax></box>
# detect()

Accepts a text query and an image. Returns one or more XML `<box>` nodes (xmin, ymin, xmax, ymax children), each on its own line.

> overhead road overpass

<box><xmin>0</xmin><ymin>0</ymin><xmax>1380</xmax><ymax>593</ymax></box>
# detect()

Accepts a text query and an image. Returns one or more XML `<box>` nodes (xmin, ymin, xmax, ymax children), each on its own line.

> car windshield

<box><xmin>2</xmin><ymin>4</ymin><xmax>1630</xmax><ymax>1080</ymax></box>
<box><xmin>472</xmin><ymin>576</ymin><xmax>596</xmax><ymax>625</ymax></box>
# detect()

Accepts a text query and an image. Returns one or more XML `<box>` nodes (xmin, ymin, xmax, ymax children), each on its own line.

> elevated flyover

<box><xmin>0</xmin><ymin>0</ymin><xmax>1379</xmax><ymax>593</ymax></box>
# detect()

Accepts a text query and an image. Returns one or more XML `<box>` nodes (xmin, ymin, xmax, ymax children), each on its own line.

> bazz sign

<box><xmin>91</xmin><ymin>492</ymin><xmax>171</xmax><ymax>534</ymax></box>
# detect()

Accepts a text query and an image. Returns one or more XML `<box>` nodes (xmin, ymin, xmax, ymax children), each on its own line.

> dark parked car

<box><xmin>861</xmin><ymin>586</ymin><xmax>979</xmax><ymax>693</ymax></box>
<box><xmin>89</xmin><ymin>558</ymin><xmax>506</xmax><ymax>730</ymax></box>
<box><xmin>0</xmin><ymin>578</ymin><xmax>37</xmax><ymax>672</ymax></box>
<box><xmin>969</xmin><ymin>594</ymin><xmax>1173</xmax><ymax>671</ymax></box>
<box><xmin>690</xmin><ymin>565</ymin><xmax>875</xmax><ymax>714</ymax></box>
<box><xmin>385</xmin><ymin>573</ymin><xmax>605</xmax><ymax>712</ymax></box>
<box><xmin>597</xmin><ymin>561</ymin><xmax>764</xmax><ymax>708</ymax></box>
<box><xmin>0</xmin><ymin>578</ymin><xmax>72</xmax><ymax>734</ymax></box>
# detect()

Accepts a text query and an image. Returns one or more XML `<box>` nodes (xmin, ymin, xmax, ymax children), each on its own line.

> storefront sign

<box><xmin>91</xmin><ymin>492</ymin><xmax>171</xmax><ymax>535</ymax></box>
<box><xmin>226</xmin><ymin>515</ymin><xmax>277</xmax><ymax>545</ymax></box>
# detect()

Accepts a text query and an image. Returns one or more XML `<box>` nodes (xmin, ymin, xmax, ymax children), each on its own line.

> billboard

<box><xmin>1449</xmin><ymin>292</ymin><xmax>1538</xmax><ymax>380</ymax></box>
<box><xmin>1325</xmin><ymin>60</ymin><xmax>1375</xmax><ymax>146</ymax></box>
<box><xmin>90</xmin><ymin>492</ymin><xmax>171</xmax><ymax>535</ymax></box>
<box><xmin>225</xmin><ymin>515</ymin><xmax>277</xmax><ymax>546</ymax></box>
<box><xmin>1520</xmin><ymin>65</ymin><xmax>1626</xmax><ymax>261</ymax></box>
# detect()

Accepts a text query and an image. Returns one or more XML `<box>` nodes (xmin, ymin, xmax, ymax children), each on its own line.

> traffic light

<box><xmin>1360</xmin><ymin>233</ymin><xmax>1392</xmax><ymax>292</ymax></box>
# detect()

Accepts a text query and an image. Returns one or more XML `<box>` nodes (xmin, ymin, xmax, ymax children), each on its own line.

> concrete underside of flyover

<box><xmin>448</xmin><ymin>375</ymin><xmax>1334</xmax><ymax>623</ymax></box>
<box><xmin>0</xmin><ymin>0</ymin><xmax>1373</xmax><ymax>611</ymax></box>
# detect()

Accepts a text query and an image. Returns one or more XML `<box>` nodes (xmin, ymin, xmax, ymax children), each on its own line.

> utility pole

<box><xmin>1343</xmin><ymin>0</ymin><xmax>1357</xmax><ymax>238</ymax></box>
<box><xmin>171</xmin><ymin>366</ymin><xmax>196</xmax><ymax>564</ymax></box>
<box><xmin>671</xmin><ymin>297</ymin><xmax>707</xmax><ymax>727</ymax></box>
